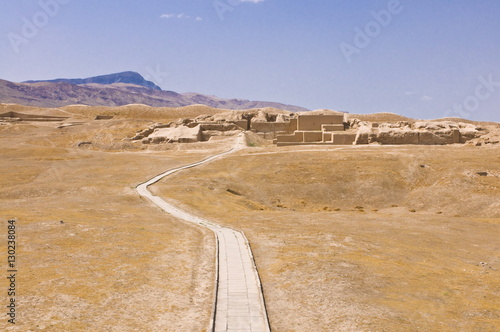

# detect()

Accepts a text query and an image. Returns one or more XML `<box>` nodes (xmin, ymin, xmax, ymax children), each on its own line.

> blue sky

<box><xmin>1</xmin><ymin>0</ymin><xmax>499</xmax><ymax>121</ymax></box>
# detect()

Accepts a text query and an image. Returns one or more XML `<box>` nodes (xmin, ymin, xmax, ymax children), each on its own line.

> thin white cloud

<box><xmin>160</xmin><ymin>13</ymin><xmax>202</xmax><ymax>21</ymax></box>
<box><xmin>405</xmin><ymin>92</ymin><xmax>433</xmax><ymax>102</ymax></box>
<box><xmin>240</xmin><ymin>0</ymin><xmax>265</xmax><ymax>2</ymax></box>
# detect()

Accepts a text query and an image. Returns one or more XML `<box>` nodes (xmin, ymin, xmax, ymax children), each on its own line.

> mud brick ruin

<box><xmin>129</xmin><ymin>109</ymin><xmax>488</xmax><ymax>146</ymax></box>
<box><xmin>274</xmin><ymin>114</ymin><xmax>355</xmax><ymax>146</ymax></box>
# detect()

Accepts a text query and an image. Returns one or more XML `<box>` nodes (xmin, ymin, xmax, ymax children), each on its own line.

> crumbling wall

<box><xmin>251</xmin><ymin>122</ymin><xmax>288</xmax><ymax>133</ymax></box>
<box><xmin>276</xmin><ymin>131</ymin><xmax>303</xmax><ymax>143</ymax></box>
<box><xmin>0</xmin><ymin>111</ymin><xmax>68</xmax><ymax>122</ymax></box>
<box><xmin>321</xmin><ymin>124</ymin><xmax>345</xmax><ymax>132</ymax></box>
<box><xmin>353</xmin><ymin>121</ymin><xmax>482</xmax><ymax>145</ymax></box>
<box><xmin>302</xmin><ymin>131</ymin><xmax>323</xmax><ymax>142</ymax></box>
<box><xmin>297</xmin><ymin>115</ymin><xmax>344</xmax><ymax>130</ymax></box>
<box><xmin>332</xmin><ymin>133</ymin><xmax>356</xmax><ymax>145</ymax></box>
<box><xmin>141</xmin><ymin>125</ymin><xmax>202</xmax><ymax>144</ymax></box>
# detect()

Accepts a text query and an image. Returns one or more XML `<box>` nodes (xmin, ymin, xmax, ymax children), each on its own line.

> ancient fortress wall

<box><xmin>129</xmin><ymin>110</ymin><xmax>485</xmax><ymax>146</ymax></box>
<box><xmin>275</xmin><ymin>114</ymin><xmax>355</xmax><ymax>146</ymax></box>
<box><xmin>297</xmin><ymin>114</ymin><xmax>344</xmax><ymax>130</ymax></box>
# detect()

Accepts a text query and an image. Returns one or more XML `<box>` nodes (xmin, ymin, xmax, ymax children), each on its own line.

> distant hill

<box><xmin>23</xmin><ymin>71</ymin><xmax>162</xmax><ymax>91</ymax></box>
<box><xmin>0</xmin><ymin>72</ymin><xmax>309</xmax><ymax>112</ymax></box>
<box><xmin>345</xmin><ymin>112</ymin><xmax>415</xmax><ymax>123</ymax></box>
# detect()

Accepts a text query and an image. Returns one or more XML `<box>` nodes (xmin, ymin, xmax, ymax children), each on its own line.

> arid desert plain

<box><xmin>1</xmin><ymin>103</ymin><xmax>499</xmax><ymax>331</ymax></box>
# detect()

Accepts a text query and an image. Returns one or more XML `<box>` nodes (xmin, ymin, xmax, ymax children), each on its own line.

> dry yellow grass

<box><xmin>0</xmin><ymin>103</ymin><xmax>231</xmax><ymax>121</ymax></box>
<box><xmin>1</xmin><ymin>105</ymin><xmax>499</xmax><ymax>331</ymax></box>
<box><xmin>345</xmin><ymin>112</ymin><xmax>416</xmax><ymax>123</ymax></box>
<box><xmin>0</xmin><ymin>116</ymin><xmax>236</xmax><ymax>331</ymax></box>
<box><xmin>59</xmin><ymin>104</ymin><xmax>230</xmax><ymax>121</ymax></box>
<box><xmin>155</xmin><ymin>143</ymin><xmax>500</xmax><ymax>331</ymax></box>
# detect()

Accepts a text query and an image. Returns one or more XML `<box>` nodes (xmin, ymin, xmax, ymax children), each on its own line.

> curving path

<box><xmin>136</xmin><ymin>134</ymin><xmax>271</xmax><ymax>332</ymax></box>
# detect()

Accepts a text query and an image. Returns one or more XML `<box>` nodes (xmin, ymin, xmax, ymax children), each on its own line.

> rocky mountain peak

<box><xmin>23</xmin><ymin>71</ymin><xmax>162</xmax><ymax>91</ymax></box>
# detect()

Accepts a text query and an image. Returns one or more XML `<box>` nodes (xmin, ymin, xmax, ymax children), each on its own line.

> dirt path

<box><xmin>136</xmin><ymin>134</ymin><xmax>271</xmax><ymax>332</ymax></box>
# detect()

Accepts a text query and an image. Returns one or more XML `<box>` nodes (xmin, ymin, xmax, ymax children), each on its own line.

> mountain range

<box><xmin>0</xmin><ymin>71</ymin><xmax>309</xmax><ymax>112</ymax></box>
<box><xmin>24</xmin><ymin>71</ymin><xmax>163</xmax><ymax>91</ymax></box>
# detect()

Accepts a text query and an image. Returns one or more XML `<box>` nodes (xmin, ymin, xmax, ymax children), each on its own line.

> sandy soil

<box><xmin>0</xmin><ymin>117</ymin><xmax>235</xmax><ymax>331</ymax></box>
<box><xmin>155</xmin><ymin>143</ymin><xmax>500</xmax><ymax>331</ymax></box>
<box><xmin>1</xmin><ymin>106</ymin><xmax>499</xmax><ymax>331</ymax></box>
